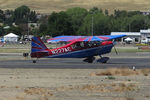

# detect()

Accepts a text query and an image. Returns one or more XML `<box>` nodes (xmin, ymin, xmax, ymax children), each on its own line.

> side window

<box><xmin>76</xmin><ymin>42</ymin><xmax>81</xmax><ymax>49</ymax></box>
<box><xmin>71</xmin><ymin>43</ymin><xmax>81</xmax><ymax>49</ymax></box>
<box><xmin>71</xmin><ymin>44</ymin><xmax>76</xmax><ymax>49</ymax></box>
<box><xmin>84</xmin><ymin>42</ymin><xmax>89</xmax><ymax>48</ymax></box>
<box><xmin>80</xmin><ymin>42</ymin><xmax>84</xmax><ymax>47</ymax></box>
<box><xmin>96</xmin><ymin>41</ymin><xmax>101</xmax><ymax>46</ymax></box>
<box><xmin>88</xmin><ymin>42</ymin><xmax>92</xmax><ymax>47</ymax></box>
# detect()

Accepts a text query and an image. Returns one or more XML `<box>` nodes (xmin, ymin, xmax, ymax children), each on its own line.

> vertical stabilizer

<box><xmin>31</xmin><ymin>37</ymin><xmax>49</xmax><ymax>58</ymax></box>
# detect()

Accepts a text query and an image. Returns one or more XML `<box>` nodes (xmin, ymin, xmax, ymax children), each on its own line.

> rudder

<box><xmin>31</xmin><ymin>37</ymin><xmax>49</xmax><ymax>58</ymax></box>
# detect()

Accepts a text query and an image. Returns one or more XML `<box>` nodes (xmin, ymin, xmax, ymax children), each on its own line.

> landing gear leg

<box><xmin>83</xmin><ymin>57</ymin><xmax>95</xmax><ymax>63</ymax></box>
<box><xmin>97</xmin><ymin>55</ymin><xmax>109</xmax><ymax>63</ymax></box>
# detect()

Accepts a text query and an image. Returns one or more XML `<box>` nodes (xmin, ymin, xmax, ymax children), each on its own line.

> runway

<box><xmin>0</xmin><ymin>52</ymin><xmax>150</xmax><ymax>69</ymax></box>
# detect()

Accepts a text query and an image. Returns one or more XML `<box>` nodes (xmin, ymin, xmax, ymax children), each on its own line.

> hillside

<box><xmin>0</xmin><ymin>0</ymin><xmax>150</xmax><ymax>13</ymax></box>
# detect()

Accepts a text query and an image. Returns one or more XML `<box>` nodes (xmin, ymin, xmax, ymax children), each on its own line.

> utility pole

<box><xmin>27</xmin><ymin>16</ymin><xmax>29</xmax><ymax>39</ymax></box>
<box><xmin>91</xmin><ymin>15</ymin><xmax>94</xmax><ymax>36</ymax></box>
<box><xmin>27</xmin><ymin>12</ymin><xmax>30</xmax><ymax>39</ymax></box>
<box><xmin>129</xmin><ymin>24</ymin><xmax>131</xmax><ymax>32</ymax></box>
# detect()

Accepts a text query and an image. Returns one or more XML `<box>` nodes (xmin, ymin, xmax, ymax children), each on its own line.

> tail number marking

<box><xmin>52</xmin><ymin>47</ymin><xmax>71</xmax><ymax>54</ymax></box>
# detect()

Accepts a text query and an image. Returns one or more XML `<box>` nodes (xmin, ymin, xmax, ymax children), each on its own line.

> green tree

<box><xmin>114</xmin><ymin>10</ymin><xmax>128</xmax><ymax>18</ymax></box>
<box><xmin>94</xmin><ymin>13</ymin><xmax>110</xmax><ymax>35</ymax></box>
<box><xmin>104</xmin><ymin>9</ymin><xmax>109</xmax><ymax>16</ymax></box>
<box><xmin>0</xmin><ymin>9</ymin><xmax>5</xmax><ymax>23</ymax></box>
<box><xmin>30</xmin><ymin>28</ymin><xmax>39</xmax><ymax>36</ymax></box>
<box><xmin>78</xmin><ymin>13</ymin><xmax>110</xmax><ymax>35</ymax></box>
<box><xmin>13</xmin><ymin>5</ymin><xmax>38</xmax><ymax>36</ymax></box>
<box><xmin>29</xmin><ymin>11</ymin><xmax>37</xmax><ymax>23</ymax></box>
<box><xmin>14</xmin><ymin>5</ymin><xmax>30</xmax><ymax>24</ymax></box>
<box><xmin>127</xmin><ymin>11</ymin><xmax>141</xmax><ymax>17</ymax></box>
<box><xmin>89</xmin><ymin>7</ymin><xmax>103</xmax><ymax>14</ymax></box>
<box><xmin>39</xmin><ymin>24</ymin><xmax>47</xmax><ymax>36</ymax></box>
<box><xmin>47</xmin><ymin>11</ymin><xmax>73</xmax><ymax>36</ymax></box>
<box><xmin>0</xmin><ymin>26</ymin><xmax>4</xmax><ymax>36</ymax></box>
<box><xmin>110</xmin><ymin>17</ymin><xmax>131</xmax><ymax>32</ymax></box>
<box><xmin>66</xmin><ymin>7</ymin><xmax>88</xmax><ymax>35</ymax></box>
<box><xmin>3</xmin><ymin>10</ymin><xmax>14</xmax><ymax>25</ymax></box>
<box><xmin>5</xmin><ymin>26</ymin><xmax>22</xmax><ymax>36</ymax></box>
<box><xmin>129</xmin><ymin>15</ymin><xmax>148</xmax><ymax>32</ymax></box>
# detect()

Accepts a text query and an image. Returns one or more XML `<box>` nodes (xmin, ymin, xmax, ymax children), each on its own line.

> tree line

<box><xmin>0</xmin><ymin>5</ymin><xmax>150</xmax><ymax>37</ymax></box>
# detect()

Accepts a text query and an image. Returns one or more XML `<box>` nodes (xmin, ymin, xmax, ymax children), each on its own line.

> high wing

<box><xmin>47</xmin><ymin>35</ymin><xmax>126</xmax><ymax>43</ymax></box>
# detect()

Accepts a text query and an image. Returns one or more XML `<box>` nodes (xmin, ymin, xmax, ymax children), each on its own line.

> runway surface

<box><xmin>0</xmin><ymin>52</ymin><xmax>150</xmax><ymax>69</ymax></box>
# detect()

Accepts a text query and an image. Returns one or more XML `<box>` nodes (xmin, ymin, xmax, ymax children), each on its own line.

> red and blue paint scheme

<box><xmin>31</xmin><ymin>35</ymin><xmax>126</xmax><ymax>63</ymax></box>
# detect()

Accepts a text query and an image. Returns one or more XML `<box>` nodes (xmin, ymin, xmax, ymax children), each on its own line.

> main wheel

<box><xmin>88</xmin><ymin>60</ymin><xmax>93</xmax><ymax>63</ymax></box>
<box><xmin>97</xmin><ymin>57</ymin><xmax>109</xmax><ymax>63</ymax></box>
<box><xmin>83</xmin><ymin>57</ymin><xmax>95</xmax><ymax>63</ymax></box>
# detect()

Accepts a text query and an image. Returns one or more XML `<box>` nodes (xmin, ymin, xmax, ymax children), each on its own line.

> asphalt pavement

<box><xmin>0</xmin><ymin>52</ymin><xmax>150</xmax><ymax>69</ymax></box>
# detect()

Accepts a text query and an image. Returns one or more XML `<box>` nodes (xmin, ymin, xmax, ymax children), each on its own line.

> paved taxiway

<box><xmin>0</xmin><ymin>52</ymin><xmax>150</xmax><ymax>68</ymax></box>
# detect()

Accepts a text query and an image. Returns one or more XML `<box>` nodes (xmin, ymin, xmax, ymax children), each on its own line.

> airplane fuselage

<box><xmin>31</xmin><ymin>41</ymin><xmax>113</xmax><ymax>58</ymax></box>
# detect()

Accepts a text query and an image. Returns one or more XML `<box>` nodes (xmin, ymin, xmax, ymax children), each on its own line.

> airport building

<box><xmin>111</xmin><ymin>32</ymin><xmax>141</xmax><ymax>43</ymax></box>
<box><xmin>111</xmin><ymin>29</ymin><xmax>150</xmax><ymax>43</ymax></box>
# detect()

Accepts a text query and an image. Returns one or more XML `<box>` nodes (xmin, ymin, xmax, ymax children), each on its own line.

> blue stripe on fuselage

<box><xmin>46</xmin><ymin>44</ymin><xmax>113</xmax><ymax>58</ymax></box>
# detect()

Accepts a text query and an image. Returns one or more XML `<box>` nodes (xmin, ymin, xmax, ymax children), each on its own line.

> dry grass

<box><xmin>24</xmin><ymin>87</ymin><xmax>53</xmax><ymax>96</ymax></box>
<box><xmin>51</xmin><ymin>82</ymin><xmax>137</xmax><ymax>93</ymax></box>
<box><xmin>23</xmin><ymin>87</ymin><xmax>53</xmax><ymax>100</ymax></box>
<box><xmin>90</xmin><ymin>68</ymin><xmax>150</xmax><ymax>76</ymax></box>
<box><xmin>113</xmin><ymin>98</ymin><xmax>134</xmax><ymax>100</ymax></box>
<box><xmin>13</xmin><ymin>82</ymin><xmax>136</xmax><ymax>100</ymax></box>
<box><xmin>112</xmin><ymin>83</ymin><xmax>136</xmax><ymax>92</ymax></box>
<box><xmin>3</xmin><ymin>82</ymin><xmax>136</xmax><ymax>100</ymax></box>
<box><xmin>141</xmin><ymin>68</ymin><xmax>150</xmax><ymax>76</ymax></box>
<box><xmin>80</xmin><ymin>82</ymin><xmax>136</xmax><ymax>93</ymax></box>
<box><xmin>16</xmin><ymin>96</ymin><xmax>24</xmax><ymax>100</ymax></box>
<box><xmin>1</xmin><ymin>0</ymin><xmax>150</xmax><ymax>13</ymax></box>
<box><xmin>23</xmin><ymin>82</ymin><xmax>136</xmax><ymax>94</ymax></box>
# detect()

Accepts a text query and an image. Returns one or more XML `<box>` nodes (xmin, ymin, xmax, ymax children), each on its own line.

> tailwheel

<box><xmin>32</xmin><ymin>58</ymin><xmax>38</xmax><ymax>63</ymax></box>
<box><xmin>83</xmin><ymin>57</ymin><xmax>95</xmax><ymax>63</ymax></box>
<box><xmin>33</xmin><ymin>60</ymin><xmax>36</xmax><ymax>63</ymax></box>
<box><xmin>97</xmin><ymin>56</ymin><xmax>110</xmax><ymax>63</ymax></box>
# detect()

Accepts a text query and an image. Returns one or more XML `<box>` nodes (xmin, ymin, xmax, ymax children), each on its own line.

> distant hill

<box><xmin>0</xmin><ymin>0</ymin><xmax>150</xmax><ymax>14</ymax></box>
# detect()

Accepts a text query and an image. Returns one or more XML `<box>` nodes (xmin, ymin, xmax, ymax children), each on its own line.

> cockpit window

<box><xmin>70</xmin><ymin>41</ymin><xmax>102</xmax><ymax>50</ymax></box>
<box><xmin>80</xmin><ymin>42</ymin><xmax>84</xmax><ymax>47</ymax></box>
<box><xmin>71</xmin><ymin>42</ymin><xmax>82</xmax><ymax>49</ymax></box>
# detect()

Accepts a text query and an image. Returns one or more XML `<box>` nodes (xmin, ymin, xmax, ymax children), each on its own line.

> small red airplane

<box><xmin>31</xmin><ymin>35</ymin><xmax>126</xmax><ymax>63</ymax></box>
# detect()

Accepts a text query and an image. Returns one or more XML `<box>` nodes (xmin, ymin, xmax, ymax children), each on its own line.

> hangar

<box><xmin>111</xmin><ymin>32</ymin><xmax>140</xmax><ymax>43</ymax></box>
<box><xmin>111</xmin><ymin>29</ymin><xmax>150</xmax><ymax>43</ymax></box>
